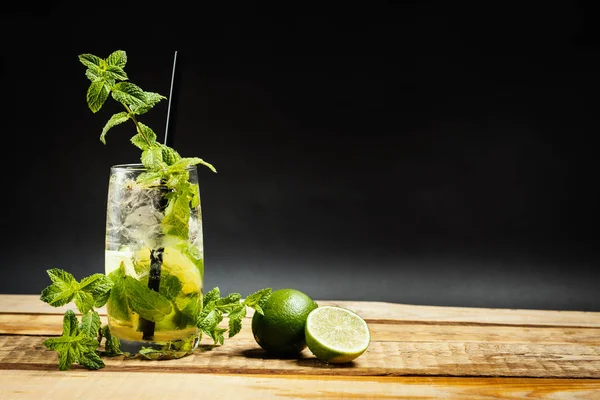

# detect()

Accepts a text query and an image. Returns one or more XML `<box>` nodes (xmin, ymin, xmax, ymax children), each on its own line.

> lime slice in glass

<box><xmin>305</xmin><ymin>306</ymin><xmax>370</xmax><ymax>363</ymax></box>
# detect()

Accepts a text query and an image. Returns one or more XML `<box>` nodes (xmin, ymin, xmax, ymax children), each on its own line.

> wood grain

<box><xmin>2</xmin><ymin>295</ymin><xmax>599</xmax><ymax>398</ymax></box>
<box><xmin>2</xmin><ymin>314</ymin><xmax>600</xmax><ymax>346</ymax></box>
<box><xmin>1</xmin><ymin>370</ymin><xmax>600</xmax><ymax>400</ymax></box>
<box><xmin>3</xmin><ymin>294</ymin><xmax>600</xmax><ymax>327</ymax></box>
<box><xmin>1</xmin><ymin>334</ymin><xmax>599</xmax><ymax>378</ymax></box>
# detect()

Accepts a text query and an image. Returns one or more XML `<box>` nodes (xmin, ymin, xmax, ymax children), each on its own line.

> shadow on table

<box><xmin>240</xmin><ymin>348</ymin><xmax>357</xmax><ymax>368</ymax></box>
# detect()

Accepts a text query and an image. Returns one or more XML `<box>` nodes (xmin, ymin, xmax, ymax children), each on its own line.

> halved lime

<box><xmin>305</xmin><ymin>306</ymin><xmax>370</xmax><ymax>363</ymax></box>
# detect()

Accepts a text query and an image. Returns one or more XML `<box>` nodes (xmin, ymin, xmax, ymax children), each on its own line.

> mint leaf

<box><xmin>124</xmin><ymin>276</ymin><xmax>172</xmax><ymax>322</ymax></box>
<box><xmin>106</xmin><ymin>264</ymin><xmax>131</xmax><ymax>321</ymax></box>
<box><xmin>40</xmin><ymin>269</ymin><xmax>78</xmax><ymax>307</ymax></box>
<box><xmin>185</xmin><ymin>157</ymin><xmax>218</xmax><ymax>173</ymax></box>
<box><xmin>141</xmin><ymin>146</ymin><xmax>165</xmax><ymax>170</ymax></box>
<box><xmin>79</xmin><ymin>311</ymin><xmax>101</xmax><ymax>338</ymax></box>
<box><xmin>166</xmin><ymin>159</ymin><xmax>191</xmax><ymax>175</ymax></box>
<box><xmin>85</xmin><ymin>68</ymin><xmax>102</xmax><ymax>82</ymax></box>
<box><xmin>211</xmin><ymin>327</ymin><xmax>227</xmax><ymax>346</ymax></box>
<box><xmin>44</xmin><ymin>336</ymin><xmax>76</xmax><ymax>371</ymax></box>
<box><xmin>203</xmin><ymin>287</ymin><xmax>221</xmax><ymax>306</ymax></box>
<box><xmin>100</xmin><ymin>325</ymin><xmax>122</xmax><ymax>356</ymax></box>
<box><xmin>64</xmin><ymin>308</ymin><xmax>79</xmax><ymax>335</ymax></box>
<box><xmin>131</xmin><ymin>122</ymin><xmax>157</xmax><ymax>151</ymax></box>
<box><xmin>43</xmin><ymin>310</ymin><xmax>104</xmax><ymax>371</ymax></box>
<box><xmin>132</xmin><ymin>92</ymin><xmax>166</xmax><ymax>115</ymax></box>
<box><xmin>197</xmin><ymin>302</ymin><xmax>225</xmax><ymax>345</ymax></box>
<box><xmin>215</xmin><ymin>293</ymin><xmax>242</xmax><ymax>313</ymax></box>
<box><xmin>73</xmin><ymin>291</ymin><xmax>95</xmax><ymax>315</ymax></box>
<box><xmin>138</xmin><ymin>335</ymin><xmax>197</xmax><ymax>360</ymax></box>
<box><xmin>168</xmin><ymin>157</ymin><xmax>217</xmax><ymax>174</ymax></box>
<box><xmin>139</xmin><ymin>346</ymin><xmax>162</xmax><ymax>359</ymax></box>
<box><xmin>106</xmin><ymin>50</ymin><xmax>127</xmax><ymax>68</ymax></box>
<box><xmin>196</xmin><ymin>288</ymin><xmax>269</xmax><ymax>343</ymax></box>
<box><xmin>161</xmin><ymin>145</ymin><xmax>181</xmax><ymax>166</ymax></box>
<box><xmin>78</xmin><ymin>54</ymin><xmax>104</xmax><ymax>70</ymax></box>
<box><xmin>105</xmin><ymin>65</ymin><xmax>128</xmax><ymax>81</ymax></box>
<box><xmin>79</xmin><ymin>274</ymin><xmax>113</xmax><ymax>308</ymax></box>
<box><xmin>101</xmin><ymin>112</ymin><xmax>130</xmax><ymax>144</ymax></box>
<box><xmin>86</xmin><ymin>80</ymin><xmax>110</xmax><ymax>113</ymax></box>
<box><xmin>40</xmin><ymin>269</ymin><xmax>113</xmax><ymax>314</ymax></box>
<box><xmin>136</xmin><ymin>171</ymin><xmax>162</xmax><ymax>186</ymax></box>
<box><xmin>175</xmin><ymin>292</ymin><xmax>201</xmax><ymax>321</ymax></box>
<box><xmin>162</xmin><ymin>191</ymin><xmax>191</xmax><ymax>239</ymax></box>
<box><xmin>243</xmin><ymin>288</ymin><xmax>272</xmax><ymax>316</ymax></box>
<box><xmin>166</xmin><ymin>172</ymin><xmax>189</xmax><ymax>191</ymax></box>
<box><xmin>159</xmin><ymin>273</ymin><xmax>182</xmax><ymax>301</ymax></box>
<box><xmin>227</xmin><ymin>304</ymin><xmax>246</xmax><ymax>338</ymax></box>
<box><xmin>77</xmin><ymin>347</ymin><xmax>104</xmax><ymax>370</ymax></box>
<box><xmin>144</xmin><ymin>91</ymin><xmax>166</xmax><ymax>106</ymax></box>
<box><xmin>93</xmin><ymin>285</ymin><xmax>112</xmax><ymax>308</ymax></box>
<box><xmin>111</xmin><ymin>82</ymin><xmax>146</xmax><ymax>107</ymax></box>
<box><xmin>190</xmin><ymin>184</ymin><xmax>200</xmax><ymax>208</ymax></box>
<box><xmin>197</xmin><ymin>304</ymin><xmax>221</xmax><ymax>330</ymax></box>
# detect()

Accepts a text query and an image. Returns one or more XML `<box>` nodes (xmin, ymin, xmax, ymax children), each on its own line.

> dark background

<box><xmin>1</xmin><ymin>3</ymin><xmax>599</xmax><ymax>310</ymax></box>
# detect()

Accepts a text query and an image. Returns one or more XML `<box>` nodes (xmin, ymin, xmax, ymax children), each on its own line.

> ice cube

<box><xmin>121</xmin><ymin>205</ymin><xmax>164</xmax><ymax>248</ymax></box>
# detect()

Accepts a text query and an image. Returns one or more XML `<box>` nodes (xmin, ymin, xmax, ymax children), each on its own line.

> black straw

<box><xmin>140</xmin><ymin>246</ymin><xmax>164</xmax><ymax>340</ymax></box>
<box><xmin>140</xmin><ymin>51</ymin><xmax>180</xmax><ymax>341</ymax></box>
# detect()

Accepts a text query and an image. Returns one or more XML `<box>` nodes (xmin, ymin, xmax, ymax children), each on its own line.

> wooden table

<box><xmin>1</xmin><ymin>295</ymin><xmax>599</xmax><ymax>399</ymax></box>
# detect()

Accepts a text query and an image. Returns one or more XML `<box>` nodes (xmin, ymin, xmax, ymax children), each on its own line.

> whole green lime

<box><xmin>251</xmin><ymin>288</ymin><xmax>318</xmax><ymax>356</ymax></box>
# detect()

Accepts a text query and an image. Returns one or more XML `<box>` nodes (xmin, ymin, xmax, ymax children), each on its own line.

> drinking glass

<box><xmin>104</xmin><ymin>163</ymin><xmax>203</xmax><ymax>358</ymax></box>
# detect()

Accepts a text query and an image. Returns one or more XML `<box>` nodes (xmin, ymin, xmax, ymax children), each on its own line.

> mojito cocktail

<box><xmin>105</xmin><ymin>164</ymin><xmax>203</xmax><ymax>358</ymax></box>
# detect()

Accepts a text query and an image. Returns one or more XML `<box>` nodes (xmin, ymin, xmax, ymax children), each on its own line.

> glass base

<box><xmin>119</xmin><ymin>333</ymin><xmax>200</xmax><ymax>360</ymax></box>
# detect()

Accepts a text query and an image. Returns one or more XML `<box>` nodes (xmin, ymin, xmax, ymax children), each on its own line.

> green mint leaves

<box><xmin>40</xmin><ymin>269</ymin><xmax>122</xmax><ymax>370</ymax></box>
<box><xmin>78</xmin><ymin>49</ymin><xmax>216</xmax><ymax>175</ymax></box>
<box><xmin>107</xmin><ymin>261</ymin><xmax>175</xmax><ymax>322</ymax></box>
<box><xmin>100</xmin><ymin>112</ymin><xmax>130</xmax><ymax>144</ymax></box>
<box><xmin>197</xmin><ymin>287</ymin><xmax>272</xmax><ymax>345</ymax></box>
<box><xmin>43</xmin><ymin>310</ymin><xmax>105</xmax><ymax>371</ymax></box>
<box><xmin>99</xmin><ymin>325</ymin><xmax>122</xmax><ymax>357</ymax></box>
<box><xmin>124</xmin><ymin>276</ymin><xmax>173</xmax><ymax>322</ymax></box>
<box><xmin>112</xmin><ymin>82</ymin><xmax>147</xmax><ymax>108</ymax></box>
<box><xmin>40</xmin><ymin>269</ymin><xmax>112</xmax><ymax>314</ymax></box>
<box><xmin>79</xmin><ymin>49</ymin><xmax>216</xmax><ymax>244</ymax></box>
<box><xmin>40</xmin><ymin>267</ymin><xmax>271</xmax><ymax>370</ymax></box>
<box><xmin>79</xmin><ymin>310</ymin><xmax>101</xmax><ymax>338</ymax></box>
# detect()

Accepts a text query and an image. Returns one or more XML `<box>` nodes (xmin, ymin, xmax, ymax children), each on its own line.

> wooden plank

<box><xmin>1</xmin><ymin>335</ymin><xmax>599</xmax><ymax>378</ymax></box>
<box><xmin>2</xmin><ymin>314</ymin><xmax>600</xmax><ymax>346</ymax></box>
<box><xmin>3</xmin><ymin>294</ymin><xmax>599</xmax><ymax>328</ymax></box>
<box><xmin>1</xmin><ymin>370</ymin><xmax>599</xmax><ymax>400</ymax></box>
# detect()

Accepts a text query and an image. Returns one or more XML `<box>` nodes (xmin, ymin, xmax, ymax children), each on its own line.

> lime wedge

<box><xmin>305</xmin><ymin>306</ymin><xmax>370</xmax><ymax>363</ymax></box>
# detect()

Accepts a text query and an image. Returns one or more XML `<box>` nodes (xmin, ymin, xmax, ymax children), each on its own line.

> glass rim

<box><xmin>110</xmin><ymin>163</ymin><xmax>197</xmax><ymax>172</ymax></box>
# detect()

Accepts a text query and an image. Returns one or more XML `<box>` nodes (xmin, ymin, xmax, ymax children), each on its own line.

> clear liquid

<box><xmin>105</xmin><ymin>170</ymin><xmax>204</xmax><ymax>358</ymax></box>
<box><xmin>104</xmin><ymin>246</ymin><xmax>203</xmax><ymax>357</ymax></box>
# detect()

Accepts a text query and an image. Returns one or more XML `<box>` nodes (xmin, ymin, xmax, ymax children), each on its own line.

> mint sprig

<box><xmin>40</xmin><ymin>268</ymin><xmax>120</xmax><ymax>370</ymax></box>
<box><xmin>40</xmin><ymin>268</ymin><xmax>112</xmax><ymax>314</ymax></box>
<box><xmin>79</xmin><ymin>50</ymin><xmax>216</xmax><ymax>245</ymax></box>
<box><xmin>78</xmin><ymin>50</ymin><xmax>216</xmax><ymax>174</ymax></box>
<box><xmin>43</xmin><ymin>310</ymin><xmax>105</xmax><ymax>371</ymax></box>
<box><xmin>197</xmin><ymin>287</ymin><xmax>272</xmax><ymax>345</ymax></box>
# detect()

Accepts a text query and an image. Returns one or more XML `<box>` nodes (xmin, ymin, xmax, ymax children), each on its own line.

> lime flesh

<box><xmin>305</xmin><ymin>306</ymin><xmax>370</xmax><ymax>363</ymax></box>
